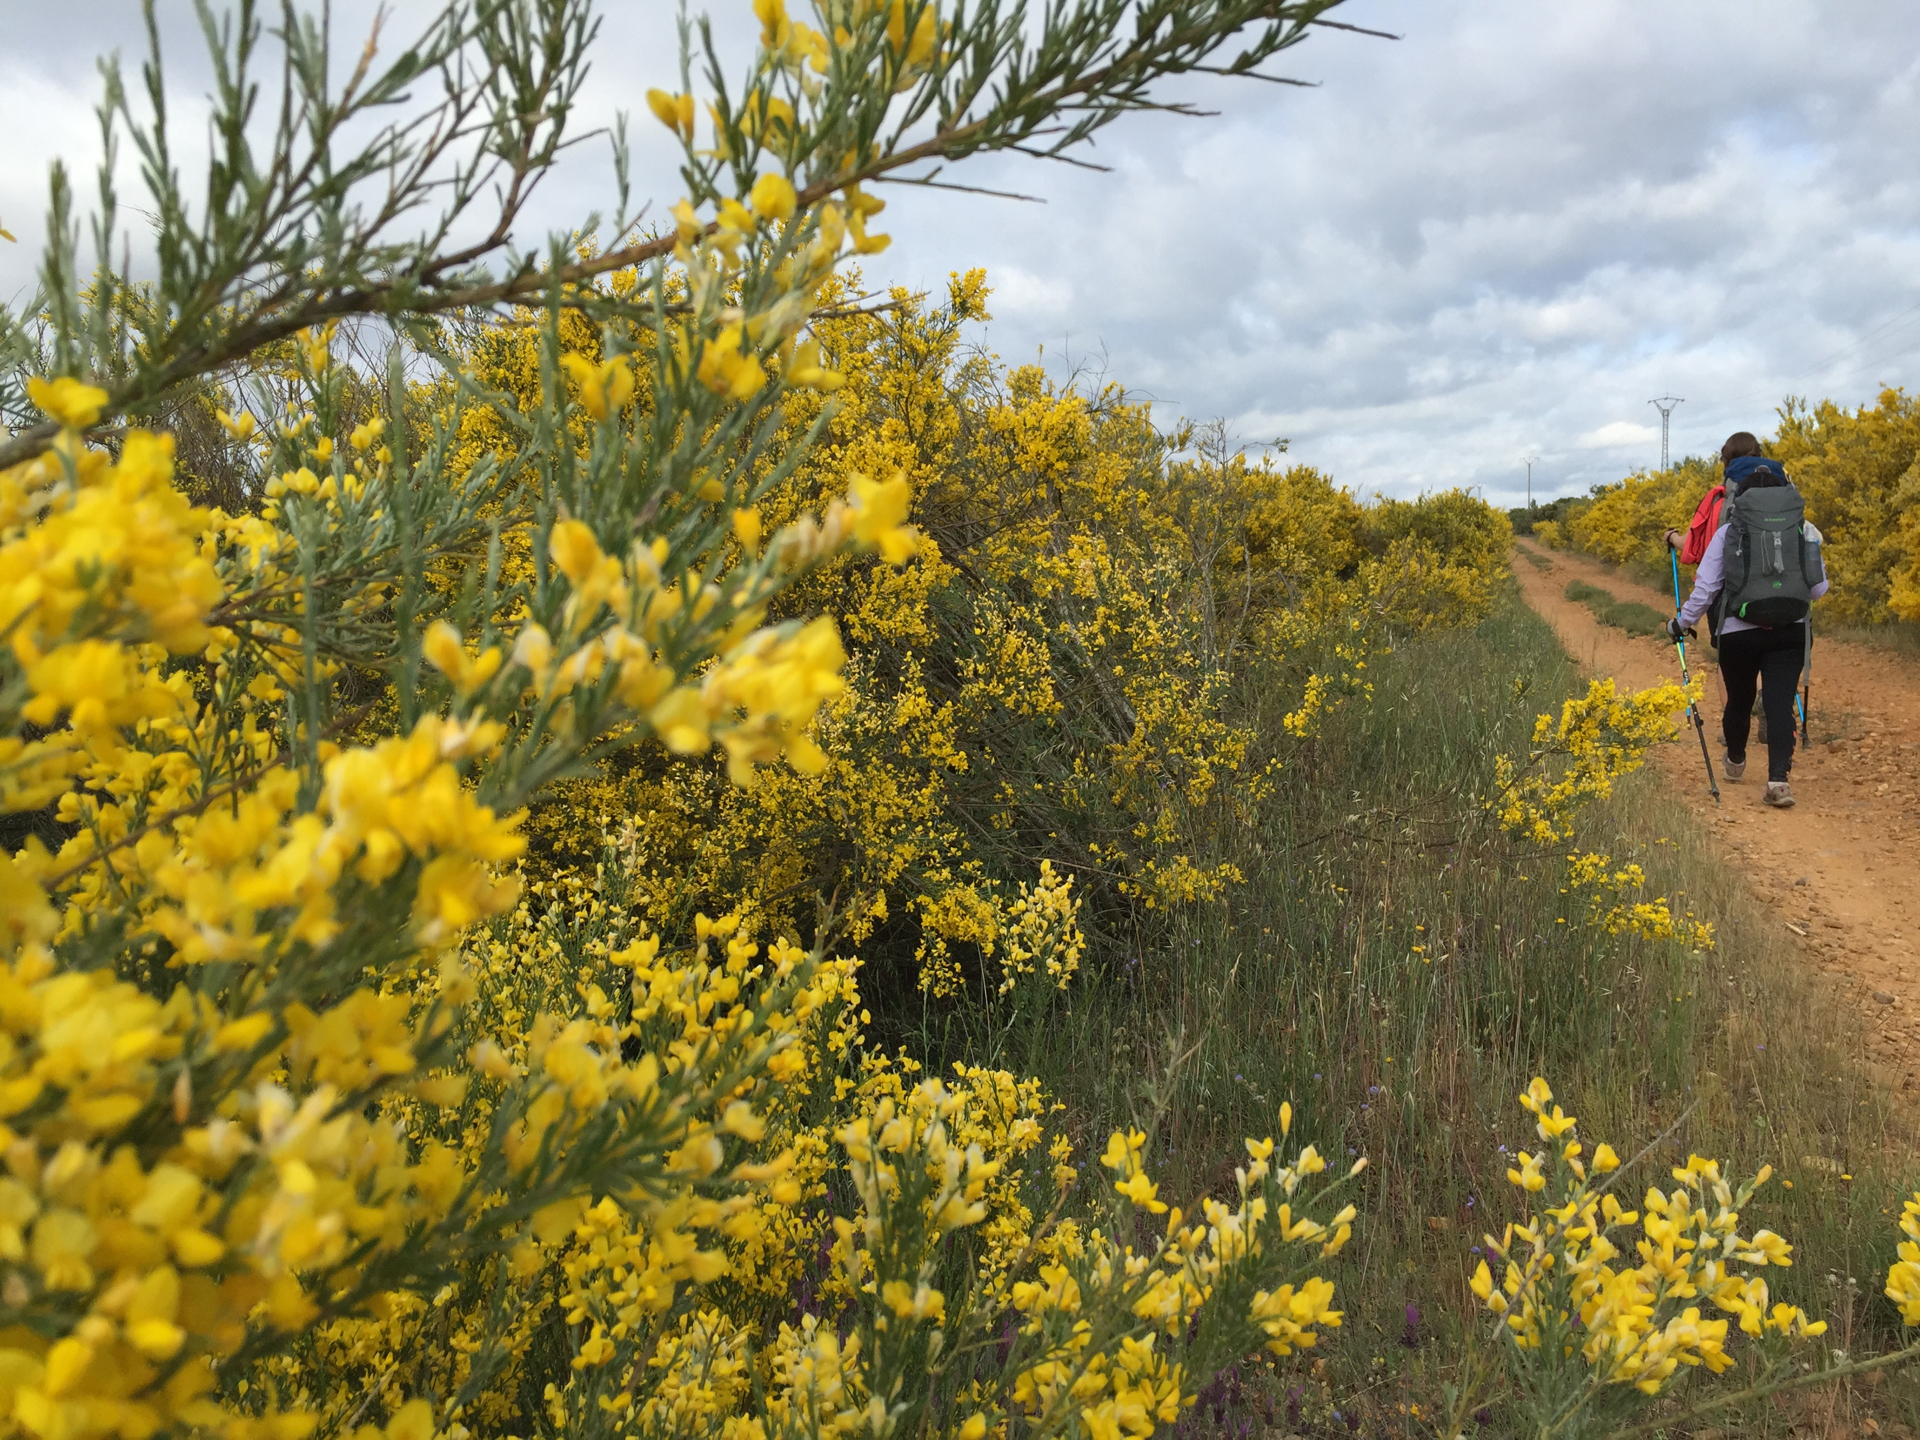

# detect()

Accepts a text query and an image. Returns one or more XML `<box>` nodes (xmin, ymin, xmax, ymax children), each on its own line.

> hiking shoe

<box><xmin>1764</xmin><ymin>781</ymin><xmax>1795</xmax><ymax>809</ymax></box>
<box><xmin>1722</xmin><ymin>752</ymin><xmax>1746</xmax><ymax>782</ymax></box>
<box><xmin>1756</xmin><ymin>711</ymin><xmax>1769</xmax><ymax>745</ymax></box>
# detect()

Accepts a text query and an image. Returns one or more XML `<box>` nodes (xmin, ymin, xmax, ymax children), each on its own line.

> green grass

<box><xmin>1518</xmin><ymin>546</ymin><xmax>1554</xmax><ymax>572</ymax></box>
<box><xmin>1599</xmin><ymin>598</ymin><xmax>1669</xmax><ymax>636</ymax></box>
<box><xmin>1005</xmin><ymin>591</ymin><xmax>1914</xmax><ymax>1434</ymax></box>
<box><xmin>1821</xmin><ymin>617</ymin><xmax>1920</xmax><ymax>659</ymax></box>
<box><xmin>1564</xmin><ymin>578</ymin><xmax>1671</xmax><ymax>636</ymax></box>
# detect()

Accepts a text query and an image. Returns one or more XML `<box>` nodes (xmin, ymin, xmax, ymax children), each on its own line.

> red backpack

<box><xmin>1679</xmin><ymin>484</ymin><xmax>1725</xmax><ymax>565</ymax></box>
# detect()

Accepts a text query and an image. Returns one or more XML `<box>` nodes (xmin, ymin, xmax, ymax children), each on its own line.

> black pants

<box><xmin>1717</xmin><ymin>625</ymin><xmax>1804</xmax><ymax>781</ymax></box>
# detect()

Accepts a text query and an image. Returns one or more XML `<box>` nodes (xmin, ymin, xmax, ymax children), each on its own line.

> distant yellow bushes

<box><xmin>1558</xmin><ymin>389</ymin><xmax>1920</xmax><ymax>624</ymax></box>
<box><xmin>1774</xmin><ymin>389</ymin><xmax>1920</xmax><ymax>623</ymax></box>
<box><xmin>506</xmin><ymin>279</ymin><xmax>1515</xmax><ymax>1006</ymax></box>
<box><xmin>1564</xmin><ymin>458</ymin><xmax>1714</xmax><ymax>568</ymax></box>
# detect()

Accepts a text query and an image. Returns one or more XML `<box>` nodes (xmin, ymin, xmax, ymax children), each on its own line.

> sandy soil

<box><xmin>1512</xmin><ymin>540</ymin><xmax>1920</xmax><ymax>1092</ymax></box>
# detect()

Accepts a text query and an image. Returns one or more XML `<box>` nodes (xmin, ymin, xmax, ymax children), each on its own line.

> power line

<box><xmin>1783</xmin><ymin>299</ymin><xmax>1920</xmax><ymax>384</ymax></box>
<box><xmin>1809</xmin><ymin>330</ymin><xmax>1920</xmax><ymax>398</ymax></box>
<box><xmin>1680</xmin><ymin>299</ymin><xmax>1920</xmax><ymax>438</ymax></box>
<box><xmin>1648</xmin><ymin>396</ymin><xmax>1683</xmax><ymax>471</ymax></box>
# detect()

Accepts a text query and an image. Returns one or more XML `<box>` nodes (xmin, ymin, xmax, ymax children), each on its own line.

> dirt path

<box><xmin>1512</xmin><ymin>540</ymin><xmax>1920</xmax><ymax>1092</ymax></box>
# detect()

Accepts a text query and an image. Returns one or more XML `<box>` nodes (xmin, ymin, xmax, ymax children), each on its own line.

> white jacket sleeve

<box><xmin>1805</xmin><ymin>520</ymin><xmax>1830</xmax><ymax>599</ymax></box>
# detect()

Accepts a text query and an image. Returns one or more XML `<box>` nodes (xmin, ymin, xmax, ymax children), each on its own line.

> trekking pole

<box><xmin>1801</xmin><ymin>615</ymin><xmax>1812</xmax><ymax>744</ymax></box>
<box><xmin>1667</xmin><ymin>542</ymin><xmax>1722</xmax><ymax>804</ymax></box>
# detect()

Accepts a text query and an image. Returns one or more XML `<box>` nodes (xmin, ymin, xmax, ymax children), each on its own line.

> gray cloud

<box><xmin>3</xmin><ymin>0</ymin><xmax>1918</xmax><ymax>505</ymax></box>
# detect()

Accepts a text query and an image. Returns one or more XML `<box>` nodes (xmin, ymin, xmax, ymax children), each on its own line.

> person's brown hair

<box><xmin>1720</xmin><ymin>432</ymin><xmax>1764</xmax><ymax>463</ymax></box>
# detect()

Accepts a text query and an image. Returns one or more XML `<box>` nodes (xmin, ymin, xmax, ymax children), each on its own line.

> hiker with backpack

<box><xmin>1661</xmin><ymin>430</ymin><xmax>1781</xmax><ymax>564</ymax></box>
<box><xmin>1666</xmin><ymin>432</ymin><xmax>1828</xmax><ymax>808</ymax></box>
<box><xmin>1660</xmin><ymin>433</ymin><xmax>1758</xmax><ymax>720</ymax></box>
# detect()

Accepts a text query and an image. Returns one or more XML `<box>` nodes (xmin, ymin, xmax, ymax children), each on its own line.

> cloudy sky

<box><xmin>2</xmin><ymin>1</ymin><xmax>1917</xmax><ymax>505</ymax></box>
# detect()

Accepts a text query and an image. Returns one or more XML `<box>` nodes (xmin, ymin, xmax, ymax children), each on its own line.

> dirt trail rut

<box><xmin>1512</xmin><ymin>540</ymin><xmax>1920</xmax><ymax>1093</ymax></box>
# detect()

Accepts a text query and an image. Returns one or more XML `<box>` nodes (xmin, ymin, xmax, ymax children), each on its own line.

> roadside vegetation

<box><xmin>1562</xmin><ymin>580</ymin><xmax>1668</xmax><ymax>637</ymax></box>
<box><xmin>0</xmin><ymin>3</ymin><xmax>1915</xmax><ymax>1438</ymax></box>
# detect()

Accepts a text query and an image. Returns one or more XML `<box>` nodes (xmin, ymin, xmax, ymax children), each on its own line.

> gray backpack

<box><xmin>1718</xmin><ymin>482</ymin><xmax>1823</xmax><ymax>627</ymax></box>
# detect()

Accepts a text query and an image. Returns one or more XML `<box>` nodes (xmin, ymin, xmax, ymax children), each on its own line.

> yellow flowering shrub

<box><xmin>1560</xmin><ymin>851</ymin><xmax>1712</xmax><ymax>949</ymax></box>
<box><xmin>1486</xmin><ymin>677</ymin><xmax>1713</xmax><ymax>946</ymax></box>
<box><xmin>1773</xmin><ymin>389</ymin><xmax>1920</xmax><ymax>623</ymax></box>
<box><xmin>1563</xmin><ymin>459</ymin><xmax>1715</xmax><ymax>567</ymax></box>
<box><xmin>0</xmin><ymin>0</ymin><xmax>1398</xmax><ymax>1435</ymax></box>
<box><xmin>1890</xmin><ymin>1193</ymin><xmax>1920</xmax><ymax>1326</ymax></box>
<box><xmin>17</xmin><ymin>5</ymin><xmax>1910</xmax><ymax>1437</ymax></box>
<box><xmin>488</xmin><ymin>279</ymin><xmax>1515</xmax><ymax>1009</ymax></box>
<box><xmin>1463</xmin><ymin>1079</ymin><xmax>1920</xmax><ymax>1439</ymax></box>
<box><xmin>1491</xmin><ymin>675</ymin><xmax>1652</xmax><ymax>843</ymax></box>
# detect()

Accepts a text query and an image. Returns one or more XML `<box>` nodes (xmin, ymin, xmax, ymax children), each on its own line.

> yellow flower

<box><xmin>650</xmin><ymin>686</ymin><xmax>713</xmax><ymax>754</ymax></box>
<box><xmin>1100</xmin><ymin>1128</ymin><xmax>1145</xmax><ymax>1174</ymax></box>
<box><xmin>753</xmin><ymin>0</ymin><xmax>790</xmax><ymax>48</ymax></box>
<box><xmin>27</xmin><ymin>375</ymin><xmax>109</xmax><ymax>428</ymax></box>
<box><xmin>423</xmin><ymin>621</ymin><xmax>504</xmax><ymax>695</ymax></box>
<box><xmin>751</xmin><ymin>172</ymin><xmax>797</xmax><ymax>223</ymax></box>
<box><xmin>1469</xmin><ymin>1259</ymin><xmax>1497</xmax><ymax>1302</ymax></box>
<box><xmin>559</xmin><ymin>352</ymin><xmax>635</xmax><ymax>421</ymax></box>
<box><xmin>672</xmin><ymin>197</ymin><xmax>703</xmax><ymax>246</ymax></box>
<box><xmin>696</xmin><ymin>324</ymin><xmax>768</xmax><ymax>401</ymax></box>
<box><xmin>215</xmin><ymin>407</ymin><xmax>256</xmax><ymax>441</ymax></box>
<box><xmin>647</xmin><ymin>87</ymin><xmax>696</xmax><ymax>140</ymax></box>
<box><xmin>846</xmin><ymin>470</ymin><xmax>917</xmax><ymax>564</ymax></box>
<box><xmin>1534</xmin><ymin>1104</ymin><xmax>1577</xmax><ymax>1141</ymax></box>
<box><xmin>547</xmin><ymin>520</ymin><xmax>603</xmax><ymax>585</ymax></box>
<box><xmin>1507</xmin><ymin>1151</ymin><xmax>1546</xmax><ymax>1193</ymax></box>
<box><xmin>214</xmin><ymin>1012</ymin><xmax>276</xmax><ymax>1052</ymax></box>
<box><xmin>785</xmin><ymin>337</ymin><xmax>844</xmax><ymax>392</ymax></box>
<box><xmin>733</xmin><ymin>507</ymin><xmax>763</xmax><ymax>550</ymax></box>
<box><xmin>385</xmin><ymin>1399</ymin><xmax>435</xmax><ymax>1440</ymax></box>
<box><xmin>1736</xmin><ymin>1229</ymin><xmax>1793</xmax><ymax>1267</ymax></box>
<box><xmin>1115</xmin><ymin>1170</ymin><xmax>1167</xmax><ymax>1214</ymax></box>
<box><xmin>1889</xmin><ymin>1238</ymin><xmax>1920</xmax><ymax>1326</ymax></box>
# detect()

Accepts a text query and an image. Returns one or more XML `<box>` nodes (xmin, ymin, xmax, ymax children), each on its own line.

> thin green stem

<box><xmin>1610</xmin><ymin>1341</ymin><xmax>1920</xmax><ymax>1440</ymax></box>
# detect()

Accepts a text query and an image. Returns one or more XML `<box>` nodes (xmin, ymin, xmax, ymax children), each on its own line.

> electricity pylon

<box><xmin>1648</xmin><ymin>396</ymin><xmax>1683</xmax><ymax>471</ymax></box>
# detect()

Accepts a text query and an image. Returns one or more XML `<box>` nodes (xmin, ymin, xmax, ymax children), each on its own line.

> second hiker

<box><xmin>1667</xmin><ymin>432</ymin><xmax>1828</xmax><ymax>808</ymax></box>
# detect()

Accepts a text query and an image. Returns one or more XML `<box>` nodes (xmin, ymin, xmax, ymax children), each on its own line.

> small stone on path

<box><xmin>1873</xmin><ymin>991</ymin><xmax>1897</xmax><ymax>1005</ymax></box>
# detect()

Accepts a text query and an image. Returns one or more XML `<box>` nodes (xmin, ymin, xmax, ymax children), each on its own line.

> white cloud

<box><xmin>986</xmin><ymin>266</ymin><xmax>1075</xmax><ymax>326</ymax></box>
<box><xmin>1578</xmin><ymin>422</ymin><xmax>1660</xmax><ymax>450</ymax></box>
<box><xmin>856</xmin><ymin>0</ymin><xmax>1920</xmax><ymax>503</ymax></box>
<box><xmin>1</xmin><ymin>0</ymin><xmax>1917</xmax><ymax>510</ymax></box>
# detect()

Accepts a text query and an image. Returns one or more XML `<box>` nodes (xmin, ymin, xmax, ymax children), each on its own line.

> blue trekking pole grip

<box><xmin>1668</xmin><ymin>541</ymin><xmax>1721</xmax><ymax>803</ymax></box>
